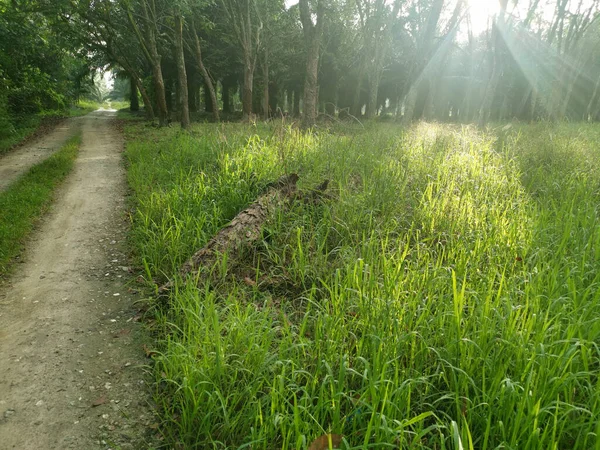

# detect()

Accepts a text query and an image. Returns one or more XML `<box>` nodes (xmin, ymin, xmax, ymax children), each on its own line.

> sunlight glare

<box><xmin>466</xmin><ymin>0</ymin><xmax>500</xmax><ymax>34</ymax></box>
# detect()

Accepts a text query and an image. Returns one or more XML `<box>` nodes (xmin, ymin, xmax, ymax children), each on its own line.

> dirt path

<box><xmin>0</xmin><ymin>117</ymin><xmax>82</xmax><ymax>192</ymax></box>
<box><xmin>0</xmin><ymin>110</ymin><xmax>155</xmax><ymax>449</ymax></box>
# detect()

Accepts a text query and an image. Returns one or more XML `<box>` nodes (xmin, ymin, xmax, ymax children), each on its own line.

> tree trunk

<box><xmin>402</xmin><ymin>0</ymin><xmax>444</xmax><ymax>124</ymax></box>
<box><xmin>269</xmin><ymin>80</ymin><xmax>279</xmax><ymax>116</ymax></box>
<box><xmin>191</xmin><ymin>20</ymin><xmax>220</xmax><ymax>122</ymax></box>
<box><xmin>145</xmin><ymin>25</ymin><xmax>168</xmax><ymax>124</ymax></box>
<box><xmin>165</xmin><ymin>81</ymin><xmax>173</xmax><ymax>113</ymax></box>
<box><xmin>130</xmin><ymin>77</ymin><xmax>140</xmax><ymax>112</ymax></box>
<box><xmin>478</xmin><ymin>0</ymin><xmax>508</xmax><ymax>127</ymax></box>
<box><xmin>242</xmin><ymin>59</ymin><xmax>254</xmax><ymax>120</ymax></box>
<box><xmin>293</xmin><ymin>88</ymin><xmax>301</xmax><ymax>117</ymax></box>
<box><xmin>302</xmin><ymin>42</ymin><xmax>320</xmax><ymax>127</ymax></box>
<box><xmin>116</xmin><ymin>53</ymin><xmax>154</xmax><ymax>120</ymax></box>
<box><xmin>262</xmin><ymin>49</ymin><xmax>270</xmax><ymax>120</ymax></box>
<box><xmin>366</xmin><ymin>71</ymin><xmax>379</xmax><ymax>119</ymax></box>
<box><xmin>135</xmin><ymin>77</ymin><xmax>154</xmax><ymax>120</ymax></box>
<box><xmin>352</xmin><ymin>58</ymin><xmax>366</xmax><ymax>117</ymax></box>
<box><xmin>159</xmin><ymin>174</ymin><xmax>331</xmax><ymax>292</ymax></box>
<box><xmin>148</xmin><ymin>54</ymin><xmax>168</xmax><ymax>126</ymax></box>
<box><xmin>362</xmin><ymin>0</ymin><xmax>403</xmax><ymax>120</ymax></box>
<box><xmin>402</xmin><ymin>82</ymin><xmax>419</xmax><ymax>123</ymax></box>
<box><xmin>299</xmin><ymin>0</ymin><xmax>325</xmax><ymax>128</ymax></box>
<box><xmin>174</xmin><ymin>13</ymin><xmax>190</xmax><ymax>129</ymax></box>
<box><xmin>222</xmin><ymin>80</ymin><xmax>232</xmax><ymax>114</ymax></box>
<box><xmin>220</xmin><ymin>0</ymin><xmax>261</xmax><ymax>121</ymax></box>
<box><xmin>188</xmin><ymin>78</ymin><xmax>198</xmax><ymax>113</ymax></box>
<box><xmin>586</xmin><ymin>75</ymin><xmax>600</xmax><ymax>121</ymax></box>
<box><xmin>478</xmin><ymin>62</ymin><xmax>500</xmax><ymax>126</ymax></box>
<box><xmin>204</xmin><ymin>83</ymin><xmax>213</xmax><ymax>113</ymax></box>
<box><xmin>126</xmin><ymin>2</ymin><xmax>168</xmax><ymax>125</ymax></box>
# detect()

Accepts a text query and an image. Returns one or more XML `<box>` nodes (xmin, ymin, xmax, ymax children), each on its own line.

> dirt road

<box><xmin>0</xmin><ymin>118</ymin><xmax>82</xmax><ymax>192</ymax></box>
<box><xmin>0</xmin><ymin>110</ymin><xmax>154</xmax><ymax>449</ymax></box>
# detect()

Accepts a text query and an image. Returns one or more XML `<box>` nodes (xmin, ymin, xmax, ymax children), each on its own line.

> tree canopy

<box><xmin>3</xmin><ymin>0</ymin><xmax>600</xmax><ymax>128</ymax></box>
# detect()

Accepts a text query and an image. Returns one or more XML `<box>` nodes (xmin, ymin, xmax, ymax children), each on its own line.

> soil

<box><xmin>0</xmin><ymin>116</ymin><xmax>81</xmax><ymax>192</ymax></box>
<box><xmin>0</xmin><ymin>110</ymin><xmax>157</xmax><ymax>449</ymax></box>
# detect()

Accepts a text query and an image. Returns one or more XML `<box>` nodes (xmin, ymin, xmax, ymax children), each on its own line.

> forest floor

<box><xmin>0</xmin><ymin>110</ymin><xmax>156</xmax><ymax>449</ymax></box>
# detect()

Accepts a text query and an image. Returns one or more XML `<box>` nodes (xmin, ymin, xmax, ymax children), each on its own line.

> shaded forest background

<box><xmin>2</xmin><ymin>0</ymin><xmax>600</xmax><ymax>131</ymax></box>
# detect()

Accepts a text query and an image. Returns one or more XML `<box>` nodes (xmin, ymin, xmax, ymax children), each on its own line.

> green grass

<box><xmin>0</xmin><ymin>114</ymin><xmax>42</xmax><ymax>155</ymax></box>
<box><xmin>0</xmin><ymin>135</ymin><xmax>80</xmax><ymax>276</ymax></box>
<box><xmin>0</xmin><ymin>101</ymin><xmax>94</xmax><ymax>155</ymax></box>
<box><xmin>125</xmin><ymin>121</ymin><xmax>600</xmax><ymax>449</ymax></box>
<box><xmin>67</xmin><ymin>100</ymin><xmax>101</xmax><ymax>117</ymax></box>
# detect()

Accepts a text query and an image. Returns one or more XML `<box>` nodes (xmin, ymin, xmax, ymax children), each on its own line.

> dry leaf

<box><xmin>243</xmin><ymin>276</ymin><xmax>257</xmax><ymax>286</ymax></box>
<box><xmin>113</xmin><ymin>328</ymin><xmax>130</xmax><ymax>338</ymax></box>
<box><xmin>307</xmin><ymin>434</ymin><xmax>343</xmax><ymax>450</ymax></box>
<box><xmin>91</xmin><ymin>396</ymin><xmax>107</xmax><ymax>407</ymax></box>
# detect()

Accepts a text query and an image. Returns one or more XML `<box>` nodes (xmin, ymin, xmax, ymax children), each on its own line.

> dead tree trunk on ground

<box><xmin>160</xmin><ymin>174</ymin><xmax>331</xmax><ymax>291</ymax></box>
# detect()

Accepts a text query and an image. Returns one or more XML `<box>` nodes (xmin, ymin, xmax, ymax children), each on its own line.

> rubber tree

<box><xmin>355</xmin><ymin>0</ymin><xmax>401</xmax><ymax>119</ymax></box>
<box><xmin>478</xmin><ymin>0</ymin><xmax>508</xmax><ymax>126</ymax></box>
<box><xmin>220</xmin><ymin>0</ymin><xmax>263</xmax><ymax>120</ymax></box>
<box><xmin>190</xmin><ymin>17</ymin><xmax>220</xmax><ymax>122</ymax></box>
<box><xmin>299</xmin><ymin>0</ymin><xmax>325</xmax><ymax>128</ymax></box>
<box><xmin>123</xmin><ymin>0</ymin><xmax>170</xmax><ymax>126</ymax></box>
<box><xmin>172</xmin><ymin>2</ymin><xmax>190</xmax><ymax>128</ymax></box>
<box><xmin>69</xmin><ymin>0</ymin><xmax>156</xmax><ymax>120</ymax></box>
<box><xmin>402</xmin><ymin>0</ymin><xmax>445</xmax><ymax>123</ymax></box>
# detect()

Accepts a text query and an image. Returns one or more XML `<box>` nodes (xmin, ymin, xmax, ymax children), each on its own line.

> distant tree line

<box><xmin>3</xmin><ymin>0</ymin><xmax>600</xmax><ymax>129</ymax></box>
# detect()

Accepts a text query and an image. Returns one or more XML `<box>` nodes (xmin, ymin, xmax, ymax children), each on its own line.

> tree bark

<box><xmin>135</xmin><ymin>78</ymin><xmax>155</xmax><ymax>120</ymax></box>
<box><xmin>191</xmin><ymin>19</ymin><xmax>220</xmax><ymax>122</ymax></box>
<box><xmin>299</xmin><ymin>0</ymin><xmax>325</xmax><ymax>128</ymax></box>
<box><xmin>361</xmin><ymin>0</ymin><xmax>403</xmax><ymax>119</ymax></box>
<box><xmin>242</xmin><ymin>61</ymin><xmax>254</xmax><ymax>119</ymax></box>
<box><xmin>188</xmin><ymin>77</ymin><xmax>198</xmax><ymax>113</ymax></box>
<box><xmin>478</xmin><ymin>0</ymin><xmax>508</xmax><ymax>127</ymax></box>
<box><xmin>204</xmin><ymin>83</ymin><xmax>213</xmax><ymax>113</ymax></box>
<box><xmin>220</xmin><ymin>0</ymin><xmax>262</xmax><ymax>121</ymax></box>
<box><xmin>587</xmin><ymin>75</ymin><xmax>600</xmax><ymax>121</ymax></box>
<box><xmin>402</xmin><ymin>0</ymin><xmax>445</xmax><ymax>124</ymax></box>
<box><xmin>352</xmin><ymin>58</ymin><xmax>366</xmax><ymax>117</ymax></box>
<box><xmin>129</xmin><ymin>77</ymin><xmax>140</xmax><ymax>112</ymax></box>
<box><xmin>222</xmin><ymin>80</ymin><xmax>232</xmax><ymax>114</ymax></box>
<box><xmin>165</xmin><ymin>82</ymin><xmax>174</xmax><ymax>113</ymax></box>
<box><xmin>125</xmin><ymin>0</ymin><xmax>169</xmax><ymax>126</ymax></box>
<box><xmin>262</xmin><ymin>47</ymin><xmax>270</xmax><ymax>120</ymax></box>
<box><xmin>293</xmin><ymin>88</ymin><xmax>301</xmax><ymax>117</ymax></box>
<box><xmin>174</xmin><ymin>13</ymin><xmax>190</xmax><ymax>129</ymax></box>
<box><xmin>159</xmin><ymin>174</ymin><xmax>331</xmax><ymax>291</ymax></box>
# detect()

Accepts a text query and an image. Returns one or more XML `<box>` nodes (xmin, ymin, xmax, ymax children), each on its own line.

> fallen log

<box><xmin>159</xmin><ymin>173</ymin><xmax>331</xmax><ymax>292</ymax></box>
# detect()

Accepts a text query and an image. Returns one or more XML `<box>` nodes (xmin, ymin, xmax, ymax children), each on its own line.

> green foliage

<box><xmin>0</xmin><ymin>92</ymin><xmax>16</xmax><ymax>140</ymax></box>
<box><xmin>0</xmin><ymin>2</ymin><xmax>92</xmax><ymax>122</ymax></box>
<box><xmin>0</xmin><ymin>135</ymin><xmax>81</xmax><ymax>276</ymax></box>
<box><xmin>126</xmin><ymin>122</ymin><xmax>600</xmax><ymax>449</ymax></box>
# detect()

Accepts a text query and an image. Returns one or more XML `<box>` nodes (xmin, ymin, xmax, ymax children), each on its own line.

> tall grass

<box><xmin>125</xmin><ymin>121</ymin><xmax>600</xmax><ymax>449</ymax></box>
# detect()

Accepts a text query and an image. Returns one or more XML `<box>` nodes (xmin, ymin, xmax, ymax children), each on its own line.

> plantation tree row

<box><xmin>3</xmin><ymin>0</ymin><xmax>600</xmax><ymax>128</ymax></box>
